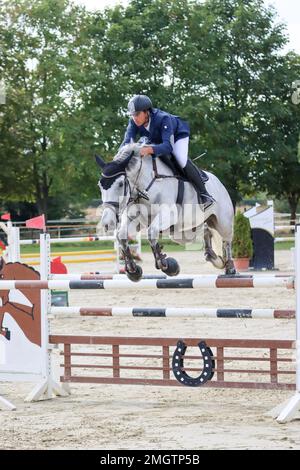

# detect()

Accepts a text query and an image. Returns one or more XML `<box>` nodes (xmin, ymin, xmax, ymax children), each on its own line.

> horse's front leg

<box><xmin>148</xmin><ymin>203</ymin><xmax>180</xmax><ymax>277</ymax></box>
<box><xmin>117</xmin><ymin>205</ymin><xmax>143</xmax><ymax>282</ymax></box>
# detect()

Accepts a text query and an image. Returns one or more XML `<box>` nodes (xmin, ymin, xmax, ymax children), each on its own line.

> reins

<box><xmin>101</xmin><ymin>152</ymin><xmax>180</xmax><ymax>211</ymax></box>
<box><xmin>145</xmin><ymin>156</ymin><xmax>181</xmax><ymax>192</ymax></box>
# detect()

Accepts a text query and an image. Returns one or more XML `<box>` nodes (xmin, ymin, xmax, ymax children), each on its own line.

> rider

<box><xmin>120</xmin><ymin>94</ymin><xmax>215</xmax><ymax>208</ymax></box>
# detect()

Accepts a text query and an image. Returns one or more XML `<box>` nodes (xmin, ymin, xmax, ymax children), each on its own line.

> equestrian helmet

<box><xmin>127</xmin><ymin>95</ymin><xmax>152</xmax><ymax>115</ymax></box>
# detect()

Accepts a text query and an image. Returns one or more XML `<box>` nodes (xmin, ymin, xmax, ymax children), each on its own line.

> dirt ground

<box><xmin>0</xmin><ymin>248</ymin><xmax>299</xmax><ymax>450</ymax></box>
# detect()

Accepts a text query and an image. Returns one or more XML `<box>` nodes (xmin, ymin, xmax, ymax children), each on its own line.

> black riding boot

<box><xmin>183</xmin><ymin>160</ymin><xmax>215</xmax><ymax>208</ymax></box>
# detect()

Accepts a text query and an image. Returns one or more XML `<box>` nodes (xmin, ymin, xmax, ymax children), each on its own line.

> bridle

<box><xmin>100</xmin><ymin>157</ymin><xmax>144</xmax><ymax>214</ymax></box>
<box><xmin>100</xmin><ymin>152</ymin><xmax>180</xmax><ymax>220</ymax></box>
<box><xmin>99</xmin><ymin>171</ymin><xmax>129</xmax><ymax>222</ymax></box>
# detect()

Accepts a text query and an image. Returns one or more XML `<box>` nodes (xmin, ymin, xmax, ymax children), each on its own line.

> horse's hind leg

<box><xmin>204</xmin><ymin>227</ymin><xmax>236</xmax><ymax>274</ymax></box>
<box><xmin>204</xmin><ymin>225</ymin><xmax>225</xmax><ymax>269</ymax></box>
<box><xmin>222</xmin><ymin>240</ymin><xmax>236</xmax><ymax>275</ymax></box>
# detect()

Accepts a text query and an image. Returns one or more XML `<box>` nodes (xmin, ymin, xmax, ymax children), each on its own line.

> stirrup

<box><xmin>200</xmin><ymin>194</ymin><xmax>215</xmax><ymax>209</ymax></box>
<box><xmin>202</xmin><ymin>201</ymin><xmax>214</xmax><ymax>210</ymax></box>
<box><xmin>137</xmin><ymin>189</ymin><xmax>150</xmax><ymax>201</ymax></box>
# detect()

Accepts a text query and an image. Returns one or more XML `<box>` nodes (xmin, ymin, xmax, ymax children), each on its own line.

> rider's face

<box><xmin>131</xmin><ymin>111</ymin><xmax>149</xmax><ymax>127</ymax></box>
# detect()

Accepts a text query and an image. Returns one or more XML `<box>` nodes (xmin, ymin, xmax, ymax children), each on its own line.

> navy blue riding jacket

<box><xmin>120</xmin><ymin>108</ymin><xmax>190</xmax><ymax>155</ymax></box>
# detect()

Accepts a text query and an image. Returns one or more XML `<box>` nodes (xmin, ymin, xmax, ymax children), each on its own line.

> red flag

<box><xmin>25</xmin><ymin>214</ymin><xmax>46</xmax><ymax>231</ymax></box>
<box><xmin>1</xmin><ymin>212</ymin><xmax>11</xmax><ymax>220</ymax></box>
<box><xmin>51</xmin><ymin>256</ymin><xmax>68</xmax><ymax>274</ymax></box>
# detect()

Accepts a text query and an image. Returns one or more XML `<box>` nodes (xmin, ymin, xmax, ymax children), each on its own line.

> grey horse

<box><xmin>96</xmin><ymin>143</ymin><xmax>236</xmax><ymax>281</ymax></box>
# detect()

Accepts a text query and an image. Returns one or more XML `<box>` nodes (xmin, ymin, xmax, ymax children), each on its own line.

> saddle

<box><xmin>157</xmin><ymin>153</ymin><xmax>209</xmax><ymax>183</ymax></box>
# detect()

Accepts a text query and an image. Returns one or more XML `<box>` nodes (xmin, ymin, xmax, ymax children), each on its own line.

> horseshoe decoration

<box><xmin>172</xmin><ymin>340</ymin><xmax>215</xmax><ymax>387</ymax></box>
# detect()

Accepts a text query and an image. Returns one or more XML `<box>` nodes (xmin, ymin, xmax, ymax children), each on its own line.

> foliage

<box><xmin>0</xmin><ymin>0</ymin><xmax>299</xmax><ymax>220</ymax></box>
<box><xmin>0</xmin><ymin>0</ymin><xmax>96</xmax><ymax>217</ymax></box>
<box><xmin>232</xmin><ymin>211</ymin><xmax>253</xmax><ymax>258</ymax></box>
<box><xmin>250</xmin><ymin>52</ymin><xmax>300</xmax><ymax>221</ymax></box>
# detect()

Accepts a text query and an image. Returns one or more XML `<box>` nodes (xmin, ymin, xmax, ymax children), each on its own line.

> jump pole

<box><xmin>49</xmin><ymin>306</ymin><xmax>296</xmax><ymax>319</ymax></box>
<box><xmin>49</xmin><ymin>272</ymin><xmax>293</xmax><ymax>280</ymax></box>
<box><xmin>19</xmin><ymin>235</ymin><xmax>116</xmax><ymax>244</ymax></box>
<box><xmin>0</xmin><ymin>275</ymin><xmax>294</xmax><ymax>290</ymax></box>
<box><xmin>270</xmin><ymin>224</ymin><xmax>300</xmax><ymax>423</ymax></box>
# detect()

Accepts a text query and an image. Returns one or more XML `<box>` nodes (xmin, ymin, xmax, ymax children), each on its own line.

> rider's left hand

<box><xmin>140</xmin><ymin>146</ymin><xmax>153</xmax><ymax>157</ymax></box>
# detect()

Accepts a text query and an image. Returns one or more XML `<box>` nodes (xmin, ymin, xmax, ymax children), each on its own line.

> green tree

<box><xmin>184</xmin><ymin>0</ymin><xmax>287</xmax><ymax>207</ymax></box>
<box><xmin>251</xmin><ymin>52</ymin><xmax>300</xmax><ymax>222</ymax></box>
<box><xmin>92</xmin><ymin>0</ymin><xmax>289</xmax><ymax>209</ymax></box>
<box><xmin>0</xmin><ymin>0</ymin><xmax>97</xmax><ymax>218</ymax></box>
<box><xmin>0</xmin><ymin>0</ymin><xmax>296</xmax><ymax>220</ymax></box>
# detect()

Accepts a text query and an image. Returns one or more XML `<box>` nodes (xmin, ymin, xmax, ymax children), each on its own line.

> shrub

<box><xmin>232</xmin><ymin>212</ymin><xmax>253</xmax><ymax>259</ymax></box>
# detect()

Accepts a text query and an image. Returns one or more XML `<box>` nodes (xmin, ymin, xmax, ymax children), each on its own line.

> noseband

<box><xmin>100</xmin><ymin>171</ymin><xmax>130</xmax><ymax>220</ymax></box>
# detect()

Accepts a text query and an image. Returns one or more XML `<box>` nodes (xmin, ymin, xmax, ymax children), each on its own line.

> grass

<box><xmin>274</xmin><ymin>241</ymin><xmax>294</xmax><ymax>250</ymax></box>
<box><xmin>20</xmin><ymin>238</ymin><xmax>183</xmax><ymax>254</ymax></box>
<box><xmin>19</xmin><ymin>238</ymin><xmax>294</xmax><ymax>255</ymax></box>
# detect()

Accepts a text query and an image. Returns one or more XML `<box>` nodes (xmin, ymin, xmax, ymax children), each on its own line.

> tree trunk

<box><xmin>36</xmin><ymin>196</ymin><xmax>48</xmax><ymax>220</ymax></box>
<box><xmin>34</xmin><ymin>166</ymin><xmax>50</xmax><ymax>221</ymax></box>
<box><xmin>288</xmin><ymin>194</ymin><xmax>299</xmax><ymax>225</ymax></box>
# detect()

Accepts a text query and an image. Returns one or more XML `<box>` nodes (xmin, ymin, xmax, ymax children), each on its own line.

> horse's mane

<box><xmin>99</xmin><ymin>143</ymin><xmax>141</xmax><ymax>189</ymax></box>
<box><xmin>113</xmin><ymin>143</ymin><xmax>140</xmax><ymax>168</ymax></box>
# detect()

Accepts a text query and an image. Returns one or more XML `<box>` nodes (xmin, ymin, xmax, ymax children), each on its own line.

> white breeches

<box><xmin>172</xmin><ymin>137</ymin><xmax>189</xmax><ymax>168</ymax></box>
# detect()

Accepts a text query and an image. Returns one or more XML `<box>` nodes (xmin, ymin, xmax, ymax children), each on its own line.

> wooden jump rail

<box><xmin>0</xmin><ymin>275</ymin><xmax>294</xmax><ymax>290</ymax></box>
<box><xmin>49</xmin><ymin>272</ymin><xmax>294</xmax><ymax>280</ymax></box>
<box><xmin>49</xmin><ymin>335</ymin><xmax>295</xmax><ymax>390</ymax></box>
<box><xmin>50</xmin><ymin>306</ymin><xmax>296</xmax><ymax>319</ymax></box>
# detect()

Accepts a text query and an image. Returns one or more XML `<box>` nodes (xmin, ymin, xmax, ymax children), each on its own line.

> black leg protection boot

<box><xmin>183</xmin><ymin>160</ymin><xmax>215</xmax><ymax>208</ymax></box>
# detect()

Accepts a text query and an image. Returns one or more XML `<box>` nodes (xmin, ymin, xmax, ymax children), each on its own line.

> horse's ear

<box><xmin>122</xmin><ymin>151</ymin><xmax>135</xmax><ymax>168</ymax></box>
<box><xmin>95</xmin><ymin>154</ymin><xmax>106</xmax><ymax>169</ymax></box>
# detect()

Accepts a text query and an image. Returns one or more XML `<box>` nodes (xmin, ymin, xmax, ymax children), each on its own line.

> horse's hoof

<box><xmin>225</xmin><ymin>267</ymin><xmax>237</xmax><ymax>275</ymax></box>
<box><xmin>161</xmin><ymin>257</ymin><xmax>180</xmax><ymax>277</ymax></box>
<box><xmin>207</xmin><ymin>255</ymin><xmax>225</xmax><ymax>269</ymax></box>
<box><xmin>126</xmin><ymin>265</ymin><xmax>143</xmax><ymax>282</ymax></box>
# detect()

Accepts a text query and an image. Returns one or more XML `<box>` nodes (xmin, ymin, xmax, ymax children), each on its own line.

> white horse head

<box><xmin>96</xmin><ymin>143</ymin><xmax>141</xmax><ymax>231</ymax></box>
